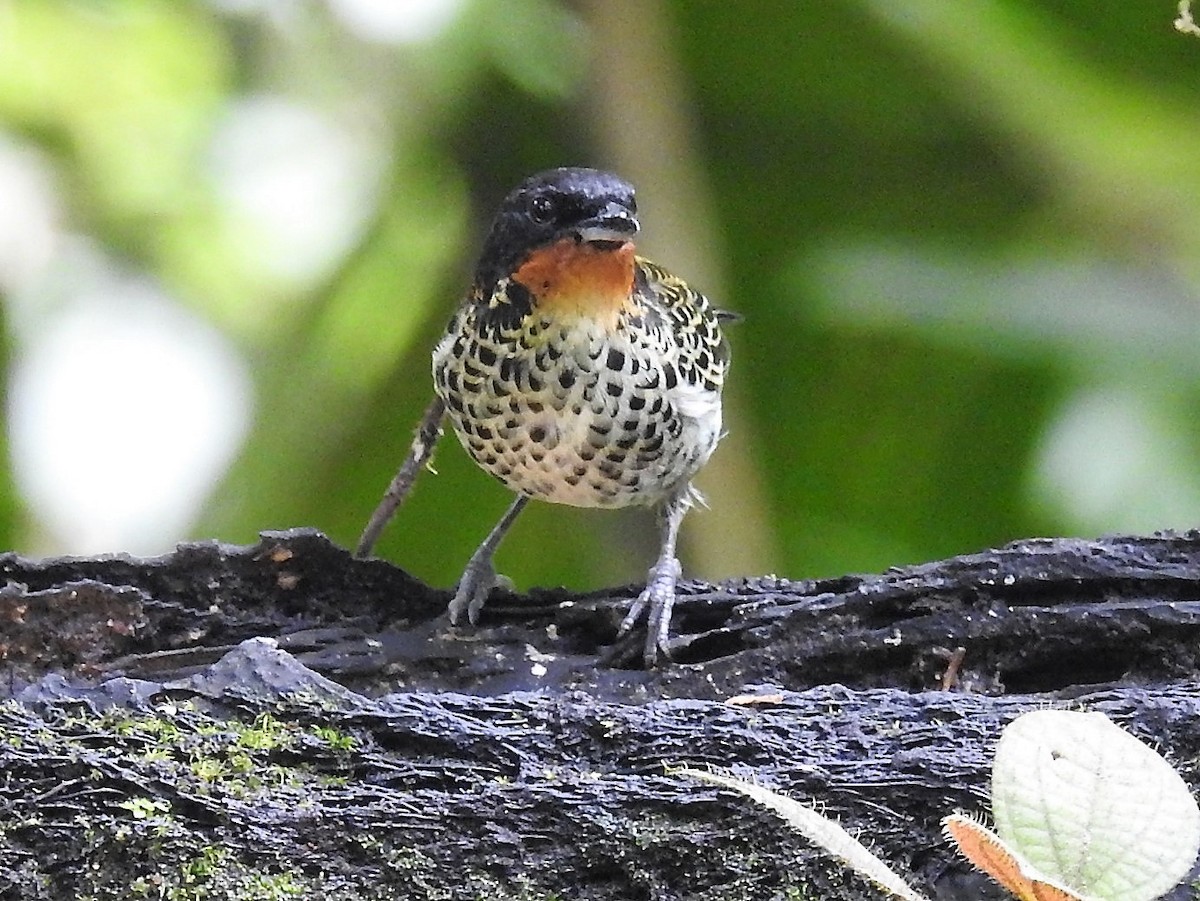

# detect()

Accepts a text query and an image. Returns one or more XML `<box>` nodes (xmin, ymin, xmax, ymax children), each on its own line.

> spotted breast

<box><xmin>433</xmin><ymin>248</ymin><xmax>727</xmax><ymax>509</ymax></box>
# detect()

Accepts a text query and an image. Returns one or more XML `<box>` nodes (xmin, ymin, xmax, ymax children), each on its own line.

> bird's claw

<box><xmin>448</xmin><ymin>556</ymin><xmax>498</xmax><ymax>625</ymax></box>
<box><xmin>618</xmin><ymin>557</ymin><xmax>682</xmax><ymax>668</ymax></box>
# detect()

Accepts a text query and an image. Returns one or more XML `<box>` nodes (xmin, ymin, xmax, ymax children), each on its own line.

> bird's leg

<box><xmin>618</xmin><ymin>486</ymin><xmax>693</xmax><ymax>667</ymax></box>
<box><xmin>449</xmin><ymin>493</ymin><xmax>531</xmax><ymax>625</ymax></box>
<box><xmin>355</xmin><ymin>396</ymin><xmax>447</xmax><ymax>558</ymax></box>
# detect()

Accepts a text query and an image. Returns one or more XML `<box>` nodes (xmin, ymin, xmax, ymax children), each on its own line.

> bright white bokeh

<box><xmin>207</xmin><ymin>0</ymin><xmax>464</xmax><ymax>43</ymax></box>
<box><xmin>1031</xmin><ymin>386</ymin><xmax>1200</xmax><ymax>533</ymax></box>
<box><xmin>327</xmin><ymin>0</ymin><xmax>465</xmax><ymax>44</ymax></box>
<box><xmin>0</xmin><ymin>137</ymin><xmax>60</xmax><ymax>297</ymax></box>
<box><xmin>1</xmin><ymin>5</ymin><xmax>457</xmax><ymax>559</ymax></box>
<box><xmin>2</xmin><ymin>91</ymin><xmax>392</xmax><ymax>556</ymax></box>
<box><xmin>207</xmin><ymin>94</ymin><xmax>385</xmax><ymax>285</ymax></box>
<box><xmin>8</xmin><ymin>247</ymin><xmax>253</xmax><ymax>555</ymax></box>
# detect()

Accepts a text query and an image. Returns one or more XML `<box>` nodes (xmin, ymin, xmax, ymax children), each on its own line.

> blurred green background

<box><xmin>1</xmin><ymin>0</ymin><xmax>1198</xmax><ymax>595</ymax></box>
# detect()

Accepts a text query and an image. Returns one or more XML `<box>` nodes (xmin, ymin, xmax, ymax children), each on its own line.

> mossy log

<box><xmin>2</xmin><ymin>529</ymin><xmax>1200</xmax><ymax>900</ymax></box>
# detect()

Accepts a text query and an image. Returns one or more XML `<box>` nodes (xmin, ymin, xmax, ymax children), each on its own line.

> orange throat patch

<box><xmin>512</xmin><ymin>238</ymin><xmax>636</xmax><ymax>326</ymax></box>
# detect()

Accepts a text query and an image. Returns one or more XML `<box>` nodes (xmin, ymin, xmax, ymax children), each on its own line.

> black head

<box><xmin>474</xmin><ymin>167</ymin><xmax>639</xmax><ymax>286</ymax></box>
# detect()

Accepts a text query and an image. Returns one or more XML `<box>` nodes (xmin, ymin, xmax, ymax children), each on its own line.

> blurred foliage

<box><xmin>1</xmin><ymin>0</ymin><xmax>1199</xmax><ymax>593</ymax></box>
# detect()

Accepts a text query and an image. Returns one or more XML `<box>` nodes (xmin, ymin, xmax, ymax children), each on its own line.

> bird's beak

<box><xmin>574</xmin><ymin>203</ymin><xmax>639</xmax><ymax>245</ymax></box>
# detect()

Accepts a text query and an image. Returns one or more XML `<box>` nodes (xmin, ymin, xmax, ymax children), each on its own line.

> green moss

<box><xmin>48</xmin><ymin>703</ymin><xmax>367</xmax><ymax>804</ymax></box>
<box><xmin>309</xmin><ymin>724</ymin><xmax>357</xmax><ymax>752</ymax></box>
<box><xmin>119</xmin><ymin>844</ymin><xmax>322</xmax><ymax>900</ymax></box>
<box><xmin>116</xmin><ymin>797</ymin><xmax>172</xmax><ymax>820</ymax></box>
<box><xmin>5</xmin><ymin>699</ymin><xmax>860</xmax><ymax>900</ymax></box>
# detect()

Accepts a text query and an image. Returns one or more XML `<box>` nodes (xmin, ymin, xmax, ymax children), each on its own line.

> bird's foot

<box><xmin>448</xmin><ymin>554</ymin><xmax>499</xmax><ymax>625</ymax></box>
<box><xmin>617</xmin><ymin>556</ymin><xmax>682</xmax><ymax>667</ymax></box>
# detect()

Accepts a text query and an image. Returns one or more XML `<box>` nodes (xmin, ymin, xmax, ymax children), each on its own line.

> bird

<box><xmin>355</xmin><ymin>167</ymin><xmax>732</xmax><ymax>666</ymax></box>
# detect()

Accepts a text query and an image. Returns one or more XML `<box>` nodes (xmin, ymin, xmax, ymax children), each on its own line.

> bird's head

<box><xmin>473</xmin><ymin>169</ymin><xmax>641</xmax><ymax>323</ymax></box>
<box><xmin>480</xmin><ymin>167</ymin><xmax>639</xmax><ymax>270</ymax></box>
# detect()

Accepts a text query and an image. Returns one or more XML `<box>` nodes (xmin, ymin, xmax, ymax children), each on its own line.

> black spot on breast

<box><xmin>447</xmin><ymin>394</ymin><xmax>465</xmax><ymax>414</ymax></box>
<box><xmin>527</xmin><ymin>374</ymin><xmax>543</xmax><ymax>392</ymax></box>
<box><xmin>559</xmin><ymin>368</ymin><xmax>577</xmax><ymax>390</ymax></box>
<box><xmin>628</xmin><ymin>394</ymin><xmax>646</xmax><ymax>411</ymax></box>
<box><xmin>663</xmin><ymin>364</ymin><xmax>678</xmax><ymax>389</ymax></box>
<box><xmin>527</xmin><ymin>401</ymin><xmax>545</xmax><ymax>414</ymax></box>
<box><xmin>529</xmin><ymin>426</ymin><xmax>547</xmax><ymax>444</ymax></box>
<box><xmin>606</xmin><ymin>382</ymin><xmax>622</xmax><ymax>398</ymax></box>
<box><xmin>499</xmin><ymin>357</ymin><xmax>517</xmax><ymax>383</ymax></box>
<box><xmin>649</xmin><ymin>397</ymin><xmax>664</xmax><ymax>414</ymax></box>
<box><xmin>606</xmin><ymin>348</ymin><xmax>626</xmax><ymax>372</ymax></box>
<box><xmin>476</xmin><ymin>425</ymin><xmax>494</xmax><ymax>440</ymax></box>
<box><xmin>605</xmin><ymin>450</ymin><xmax>627</xmax><ymax>464</ymax></box>
<box><xmin>477</xmin><ymin>345</ymin><xmax>498</xmax><ymax>367</ymax></box>
<box><xmin>476</xmin><ymin>282</ymin><xmax>533</xmax><ymax>335</ymax></box>
<box><xmin>616</xmin><ymin>434</ymin><xmax>637</xmax><ymax>450</ymax></box>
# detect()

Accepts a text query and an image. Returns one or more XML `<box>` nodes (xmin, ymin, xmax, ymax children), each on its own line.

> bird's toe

<box><xmin>449</xmin><ymin>558</ymin><xmax>498</xmax><ymax>625</ymax></box>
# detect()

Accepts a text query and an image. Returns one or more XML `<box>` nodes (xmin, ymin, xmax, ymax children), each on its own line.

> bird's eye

<box><xmin>529</xmin><ymin>194</ymin><xmax>555</xmax><ymax>224</ymax></box>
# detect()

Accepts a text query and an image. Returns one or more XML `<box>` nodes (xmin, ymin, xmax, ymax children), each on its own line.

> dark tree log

<box><xmin>2</xmin><ymin>529</ymin><xmax>1200</xmax><ymax>900</ymax></box>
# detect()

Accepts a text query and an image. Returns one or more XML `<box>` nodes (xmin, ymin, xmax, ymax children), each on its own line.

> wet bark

<box><xmin>2</xmin><ymin>529</ymin><xmax>1200</xmax><ymax>900</ymax></box>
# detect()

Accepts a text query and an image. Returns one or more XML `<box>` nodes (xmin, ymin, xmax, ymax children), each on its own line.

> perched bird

<box><xmin>356</xmin><ymin>167</ymin><xmax>732</xmax><ymax>666</ymax></box>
